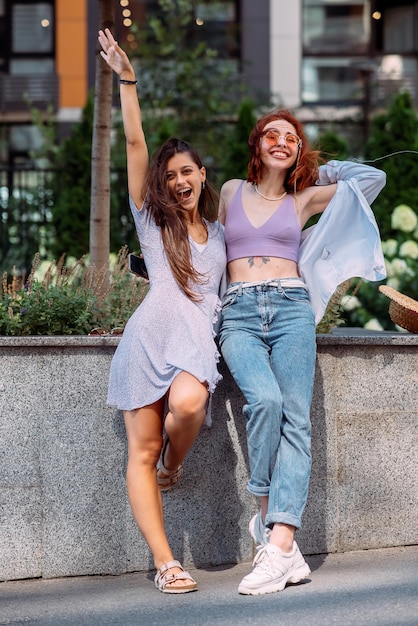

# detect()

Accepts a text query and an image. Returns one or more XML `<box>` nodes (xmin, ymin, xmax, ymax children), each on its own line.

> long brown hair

<box><xmin>247</xmin><ymin>109</ymin><xmax>321</xmax><ymax>192</ymax></box>
<box><xmin>144</xmin><ymin>138</ymin><xmax>218</xmax><ymax>301</ymax></box>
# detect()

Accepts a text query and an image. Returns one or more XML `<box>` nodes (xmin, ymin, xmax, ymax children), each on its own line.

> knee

<box><xmin>245</xmin><ymin>389</ymin><xmax>281</xmax><ymax>416</ymax></box>
<box><xmin>127</xmin><ymin>436</ymin><xmax>162</xmax><ymax>468</ymax></box>
<box><xmin>169</xmin><ymin>391</ymin><xmax>207</xmax><ymax>426</ymax></box>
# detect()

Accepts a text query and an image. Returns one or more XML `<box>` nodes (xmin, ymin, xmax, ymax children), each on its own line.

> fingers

<box><xmin>104</xmin><ymin>28</ymin><xmax>117</xmax><ymax>46</ymax></box>
<box><xmin>98</xmin><ymin>28</ymin><xmax>118</xmax><ymax>54</ymax></box>
<box><xmin>97</xmin><ymin>28</ymin><xmax>132</xmax><ymax>76</ymax></box>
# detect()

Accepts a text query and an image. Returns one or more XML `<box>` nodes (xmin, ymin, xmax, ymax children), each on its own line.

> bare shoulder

<box><xmin>220</xmin><ymin>178</ymin><xmax>243</xmax><ymax>204</ymax></box>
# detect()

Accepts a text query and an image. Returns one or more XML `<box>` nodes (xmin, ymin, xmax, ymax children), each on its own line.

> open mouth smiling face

<box><xmin>166</xmin><ymin>153</ymin><xmax>206</xmax><ymax>208</ymax></box>
<box><xmin>177</xmin><ymin>187</ymin><xmax>193</xmax><ymax>201</ymax></box>
<box><xmin>260</xmin><ymin>121</ymin><xmax>300</xmax><ymax>166</ymax></box>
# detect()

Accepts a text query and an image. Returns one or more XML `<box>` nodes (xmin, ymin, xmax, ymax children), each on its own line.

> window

<box><xmin>118</xmin><ymin>1</ymin><xmax>239</xmax><ymax>60</ymax></box>
<box><xmin>10</xmin><ymin>58</ymin><xmax>54</xmax><ymax>75</ymax></box>
<box><xmin>303</xmin><ymin>0</ymin><xmax>371</xmax><ymax>54</ymax></box>
<box><xmin>383</xmin><ymin>6</ymin><xmax>415</xmax><ymax>53</ymax></box>
<box><xmin>302</xmin><ymin>1</ymin><xmax>375</xmax><ymax>105</ymax></box>
<box><xmin>303</xmin><ymin>58</ymin><xmax>364</xmax><ymax>103</ymax></box>
<box><xmin>193</xmin><ymin>2</ymin><xmax>239</xmax><ymax>58</ymax></box>
<box><xmin>1</xmin><ymin>1</ymin><xmax>57</xmax><ymax>118</ymax></box>
<box><xmin>0</xmin><ymin>0</ymin><xmax>7</xmax><ymax>70</ymax></box>
<box><xmin>12</xmin><ymin>3</ymin><xmax>53</xmax><ymax>54</ymax></box>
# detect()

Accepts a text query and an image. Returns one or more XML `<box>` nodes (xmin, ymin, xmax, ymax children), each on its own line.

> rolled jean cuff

<box><xmin>246</xmin><ymin>482</ymin><xmax>270</xmax><ymax>498</ymax></box>
<box><xmin>265</xmin><ymin>512</ymin><xmax>302</xmax><ymax>530</ymax></box>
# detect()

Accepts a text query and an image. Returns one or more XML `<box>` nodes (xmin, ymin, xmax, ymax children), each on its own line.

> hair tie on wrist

<box><xmin>119</xmin><ymin>79</ymin><xmax>137</xmax><ymax>85</ymax></box>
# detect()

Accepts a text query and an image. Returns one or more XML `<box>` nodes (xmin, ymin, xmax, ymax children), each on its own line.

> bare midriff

<box><xmin>227</xmin><ymin>256</ymin><xmax>300</xmax><ymax>283</ymax></box>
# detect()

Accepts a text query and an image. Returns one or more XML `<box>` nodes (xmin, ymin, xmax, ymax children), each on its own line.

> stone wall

<box><xmin>0</xmin><ymin>333</ymin><xmax>417</xmax><ymax>581</ymax></box>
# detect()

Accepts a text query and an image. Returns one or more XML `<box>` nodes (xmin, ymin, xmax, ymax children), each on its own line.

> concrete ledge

<box><xmin>0</xmin><ymin>332</ymin><xmax>417</xmax><ymax>580</ymax></box>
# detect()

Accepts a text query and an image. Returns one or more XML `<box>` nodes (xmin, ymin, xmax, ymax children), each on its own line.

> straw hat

<box><xmin>379</xmin><ymin>285</ymin><xmax>418</xmax><ymax>333</ymax></box>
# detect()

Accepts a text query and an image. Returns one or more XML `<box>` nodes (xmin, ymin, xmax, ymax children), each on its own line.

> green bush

<box><xmin>0</xmin><ymin>247</ymin><xmax>148</xmax><ymax>336</ymax></box>
<box><xmin>340</xmin><ymin>203</ymin><xmax>418</xmax><ymax>331</ymax></box>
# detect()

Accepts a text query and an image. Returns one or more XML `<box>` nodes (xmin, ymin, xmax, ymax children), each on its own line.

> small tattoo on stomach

<box><xmin>248</xmin><ymin>256</ymin><xmax>270</xmax><ymax>268</ymax></box>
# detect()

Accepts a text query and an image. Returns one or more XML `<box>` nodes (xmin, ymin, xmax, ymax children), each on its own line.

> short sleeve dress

<box><xmin>107</xmin><ymin>197</ymin><xmax>227</xmax><ymax>412</ymax></box>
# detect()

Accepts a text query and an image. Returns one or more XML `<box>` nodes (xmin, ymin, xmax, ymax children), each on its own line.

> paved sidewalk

<box><xmin>1</xmin><ymin>545</ymin><xmax>417</xmax><ymax>626</ymax></box>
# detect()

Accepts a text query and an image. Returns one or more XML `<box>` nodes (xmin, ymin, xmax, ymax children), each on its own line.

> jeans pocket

<box><xmin>221</xmin><ymin>290</ymin><xmax>238</xmax><ymax>311</ymax></box>
<box><xmin>282</xmin><ymin>287</ymin><xmax>310</xmax><ymax>304</ymax></box>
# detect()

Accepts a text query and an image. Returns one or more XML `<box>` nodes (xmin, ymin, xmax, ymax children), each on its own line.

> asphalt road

<box><xmin>1</xmin><ymin>545</ymin><xmax>417</xmax><ymax>626</ymax></box>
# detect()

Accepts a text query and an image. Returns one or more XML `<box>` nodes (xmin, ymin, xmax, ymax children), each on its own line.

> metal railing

<box><xmin>374</xmin><ymin>71</ymin><xmax>418</xmax><ymax>108</ymax></box>
<box><xmin>0</xmin><ymin>164</ymin><xmax>56</xmax><ymax>271</ymax></box>
<box><xmin>0</xmin><ymin>164</ymin><xmax>134</xmax><ymax>273</ymax></box>
<box><xmin>0</xmin><ymin>74</ymin><xmax>59</xmax><ymax>112</ymax></box>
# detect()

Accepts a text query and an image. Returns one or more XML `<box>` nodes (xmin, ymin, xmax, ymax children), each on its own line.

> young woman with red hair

<box><xmin>218</xmin><ymin>109</ymin><xmax>386</xmax><ymax>595</ymax></box>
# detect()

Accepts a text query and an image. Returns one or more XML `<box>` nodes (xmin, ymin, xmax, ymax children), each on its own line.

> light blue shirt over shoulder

<box><xmin>298</xmin><ymin>160</ymin><xmax>387</xmax><ymax>324</ymax></box>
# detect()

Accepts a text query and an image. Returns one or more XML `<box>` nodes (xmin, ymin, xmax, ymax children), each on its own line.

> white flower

<box><xmin>364</xmin><ymin>318</ymin><xmax>384</xmax><ymax>331</ymax></box>
<box><xmin>386</xmin><ymin>277</ymin><xmax>400</xmax><ymax>289</ymax></box>
<box><xmin>391</xmin><ymin>204</ymin><xmax>418</xmax><ymax>232</ymax></box>
<box><xmin>384</xmin><ymin>260</ymin><xmax>394</xmax><ymax>278</ymax></box>
<box><xmin>341</xmin><ymin>294</ymin><xmax>361</xmax><ymax>311</ymax></box>
<box><xmin>391</xmin><ymin>258</ymin><xmax>415</xmax><ymax>277</ymax></box>
<box><xmin>381</xmin><ymin>239</ymin><xmax>398</xmax><ymax>257</ymax></box>
<box><xmin>399</xmin><ymin>240</ymin><xmax>418</xmax><ymax>260</ymax></box>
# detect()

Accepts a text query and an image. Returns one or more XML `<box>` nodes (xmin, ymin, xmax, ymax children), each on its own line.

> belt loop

<box><xmin>277</xmin><ymin>279</ymin><xmax>282</xmax><ymax>292</ymax></box>
<box><xmin>237</xmin><ymin>284</ymin><xmax>243</xmax><ymax>296</ymax></box>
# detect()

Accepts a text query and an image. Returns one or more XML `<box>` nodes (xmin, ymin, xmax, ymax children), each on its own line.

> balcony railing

<box><xmin>0</xmin><ymin>74</ymin><xmax>59</xmax><ymax>113</ymax></box>
<box><xmin>374</xmin><ymin>71</ymin><xmax>418</xmax><ymax>108</ymax></box>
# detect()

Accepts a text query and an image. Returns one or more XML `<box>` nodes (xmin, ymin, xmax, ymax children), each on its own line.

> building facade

<box><xmin>0</xmin><ymin>0</ymin><xmax>417</xmax><ymax>163</ymax></box>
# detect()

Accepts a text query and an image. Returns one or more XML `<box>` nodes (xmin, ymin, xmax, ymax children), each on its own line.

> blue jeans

<box><xmin>218</xmin><ymin>281</ymin><xmax>316</xmax><ymax>529</ymax></box>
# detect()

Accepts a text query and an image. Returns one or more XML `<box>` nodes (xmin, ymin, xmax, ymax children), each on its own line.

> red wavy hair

<box><xmin>247</xmin><ymin>109</ymin><xmax>321</xmax><ymax>192</ymax></box>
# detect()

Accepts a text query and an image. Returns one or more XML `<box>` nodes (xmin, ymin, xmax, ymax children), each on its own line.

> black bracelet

<box><xmin>119</xmin><ymin>79</ymin><xmax>137</xmax><ymax>85</ymax></box>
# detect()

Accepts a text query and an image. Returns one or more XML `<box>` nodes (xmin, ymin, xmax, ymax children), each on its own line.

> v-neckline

<box><xmin>189</xmin><ymin>236</ymin><xmax>207</xmax><ymax>252</ymax></box>
<box><xmin>241</xmin><ymin>184</ymin><xmax>288</xmax><ymax>230</ymax></box>
<box><xmin>188</xmin><ymin>219</ymin><xmax>208</xmax><ymax>250</ymax></box>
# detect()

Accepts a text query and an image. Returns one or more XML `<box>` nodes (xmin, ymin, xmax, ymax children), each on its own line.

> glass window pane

<box><xmin>383</xmin><ymin>6</ymin><xmax>414</xmax><ymax>53</ymax></box>
<box><xmin>12</xmin><ymin>4</ymin><xmax>53</xmax><ymax>53</ymax></box>
<box><xmin>10</xmin><ymin>59</ymin><xmax>55</xmax><ymax>75</ymax></box>
<box><xmin>195</xmin><ymin>2</ymin><xmax>235</xmax><ymax>21</ymax></box>
<box><xmin>303</xmin><ymin>58</ymin><xmax>363</xmax><ymax>102</ymax></box>
<box><xmin>303</xmin><ymin>2</ymin><xmax>370</xmax><ymax>53</ymax></box>
<box><xmin>193</xmin><ymin>1</ymin><xmax>238</xmax><ymax>58</ymax></box>
<box><xmin>304</xmin><ymin>0</ymin><xmax>367</xmax><ymax>5</ymax></box>
<box><xmin>0</xmin><ymin>0</ymin><xmax>5</xmax><ymax>64</ymax></box>
<box><xmin>10</xmin><ymin>126</ymin><xmax>45</xmax><ymax>153</ymax></box>
<box><xmin>377</xmin><ymin>55</ymin><xmax>418</xmax><ymax>107</ymax></box>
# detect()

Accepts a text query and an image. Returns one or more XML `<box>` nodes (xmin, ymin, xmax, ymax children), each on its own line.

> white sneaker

<box><xmin>238</xmin><ymin>542</ymin><xmax>311</xmax><ymax>595</ymax></box>
<box><xmin>248</xmin><ymin>512</ymin><xmax>271</xmax><ymax>546</ymax></box>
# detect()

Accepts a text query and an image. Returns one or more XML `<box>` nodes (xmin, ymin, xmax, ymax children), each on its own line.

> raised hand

<box><xmin>98</xmin><ymin>28</ymin><xmax>134</xmax><ymax>78</ymax></box>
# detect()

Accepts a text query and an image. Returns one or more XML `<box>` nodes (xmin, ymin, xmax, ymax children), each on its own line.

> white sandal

<box><xmin>154</xmin><ymin>560</ymin><xmax>198</xmax><ymax>594</ymax></box>
<box><xmin>157</xmin><ymin>435</ymin><xmax>183</xmax><ymax>491</ymax></box>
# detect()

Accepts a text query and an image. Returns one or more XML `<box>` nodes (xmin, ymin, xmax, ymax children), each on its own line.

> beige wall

<box><xmin>270</xmin><ymin>0</ymin><xmax>302</xmax><ymax>108</ymax></box>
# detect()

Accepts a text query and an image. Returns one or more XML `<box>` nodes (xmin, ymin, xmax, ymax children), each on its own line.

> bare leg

<box><xmin>124</xmin><ymin>372</ymin><xmax>208</xmax><ymax>590</ymax></box>
<box><xmin>161</xmin><ymin>371</ymin><xmax>209</xmax><ymax>471</ymax></box>
<box><xmin>259</xmin><ymin>495</ymin><xmax>295</xmax><ymax>553</ymax></box>
<box><xmin>124</xmin><ymin>398</ymin><xmax>171</xmax><ymax>568</ymax></box>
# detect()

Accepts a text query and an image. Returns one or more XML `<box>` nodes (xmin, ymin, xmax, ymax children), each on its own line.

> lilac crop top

<box><xmin>224</xmin><ymin>181</ymin><xmax>301</xmax><ymax>262</ymax></box>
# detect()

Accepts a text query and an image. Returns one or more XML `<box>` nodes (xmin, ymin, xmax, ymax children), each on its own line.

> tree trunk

<box><xmin>89</xmin><ymin>0</ymin><xmax>115</xmax><ymax>288</ymax></box>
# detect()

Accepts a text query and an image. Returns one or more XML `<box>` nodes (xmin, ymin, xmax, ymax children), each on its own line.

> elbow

<box><xmin>126</xmin><ymin>136</ymin><xmax>143</xmax><ymax>148</ymax></box>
